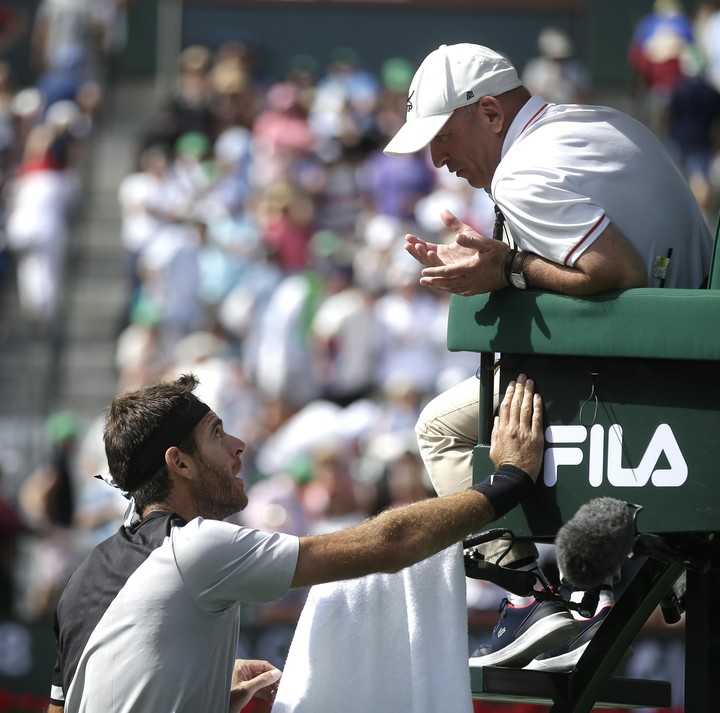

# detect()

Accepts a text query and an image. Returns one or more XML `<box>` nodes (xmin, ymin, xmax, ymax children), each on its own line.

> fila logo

<box><xmin>544</xmin><ymin>424</ymin><xmax>688</xmax><ymax>488</ymax></box>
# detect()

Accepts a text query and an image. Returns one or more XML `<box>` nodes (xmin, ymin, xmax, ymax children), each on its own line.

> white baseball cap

<box><xmin>383</xmin><ymin>43</ymin><xmax>522</xmax><ymax>156</ymax></box>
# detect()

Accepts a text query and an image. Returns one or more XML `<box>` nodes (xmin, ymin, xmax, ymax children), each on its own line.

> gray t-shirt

<box><xmin>51</xmin><ymin>512</ymin><xmax>299</xmax><ymax>712</ymax></box>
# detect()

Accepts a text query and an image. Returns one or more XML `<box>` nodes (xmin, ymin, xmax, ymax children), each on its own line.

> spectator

<box><xmin>522</xmin><ymin>26</ymin><xmax>592</xmax><ymax>104</ymax></box>
<box><xmin>255</xmin><ymin>181</ymin><xmax>315</xmax><ymax>272</ymax></box>
<box><xmin>208</xmin><ymin>40</ymin><xmax>262</xmax><ymax>133</ymax></box>
<box><xmin>72</xmin><ymin>414</ymin><xmax>127</xmax><ymax>551</ymax></box>
<box><xmin>4</xmin><ymin>122</ymin><xmax>80</xmax><ymax>327</ymax></box>
<box><xmin>35</xmin><ymin>45</ymin><xmax>102</xmax><ymax>122</ymax></box>
<box><xmin>0</xmin><ymin>61</ymin><xmax>17</xmax><ymax>202</ymax></box>
<box><xmin>252</xmin><ymin>81</ymin><xmax>317</xmax><ymax>190</ymax></box>
<box><xmin>30</xmin><ymin>0</ymin><xmax>107</xmax><ymax>94</ymax></box>
<box><xmin>0</xmin><ymin>464</ymin><xmax>29</xmax><ymax>617</ymax></box>
<box><xmin>628</xmin><ymin>0</ymin><xmax>695</xmax><ymax>136</ymax></box>
<box><xmin>164</xmin><ymin>44</ymin><xmax>215</xmax><ymax>139</ymax></box>
<box><xmin>696</xmin><ymin>0</ymin><xmax>720</xmax><ymax>92</ymax></box>
<box><xmin>17</xmin><ymin>412</ymin><xmax>85</xmax><ymax>619</ymax></box>
<box><xmin>136</xmin><ymin>216</ymin><xmax>206</xmax><ymax>356</ymax></box>
<box><xmin>116</xmin><ymin>143</ymin><xmax>171</xmax><ymax>330</ymax></box>
<box><xmin>664</xmin><ymin>45</ymin><xmax>720</xmax><ymax>220</ymax></box>
<box><xmin>309</xmin><ymin>46</ymin><xmax>380</xmax><ymax>154</ymax></box>
<box><xmin>361</xmin><ymin>141</ymin><xmax>436</xmax><ymax>223</ymax></box>
<box><xmin>373</xmin><ymin>253</ymin><xmax>448</xmax><ymax>395</ymax></box>
<box><xmin>250</xmin><ymin>268</ymin><xmax>322</xmax><ymax>408</ymax></box>
<box><xmin>309</xmin><ymin>259</ymin><xmax>379</xmax><ymax>406</ymax></box>
<box><xmin>0</xmin><ymin>5</ymin><xmax>27</xmax><ymax>58</ymax></box>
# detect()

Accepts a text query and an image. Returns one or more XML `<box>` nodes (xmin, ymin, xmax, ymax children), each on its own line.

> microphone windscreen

<box><xmin>555</xmin><ymin>497</ymin><xmax>636</xmax><ymax>590</ymax></box>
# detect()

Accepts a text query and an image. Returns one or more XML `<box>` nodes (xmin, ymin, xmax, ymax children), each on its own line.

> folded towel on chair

<box><xmin>272</xmin><ymin>543</ymin><xmax>472</xmax><ymax>713</ymax></box>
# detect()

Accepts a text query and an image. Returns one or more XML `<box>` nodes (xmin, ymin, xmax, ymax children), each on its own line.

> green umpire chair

<box><xmin>447</xmin><ymin>219</ymin><xmax>720</xmax><ymax>712</ymax></box>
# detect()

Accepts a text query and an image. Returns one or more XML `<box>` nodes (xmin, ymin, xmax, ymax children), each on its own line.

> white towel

<box><xmin>272</xmin><ymin>543</ymin><xmax>473</xmax><ymax>713</ymax></box>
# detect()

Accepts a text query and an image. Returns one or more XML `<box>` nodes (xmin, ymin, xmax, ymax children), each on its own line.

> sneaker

<box><xmin>524</xmin><ymin>606</ymin><xmax>613</xmax><ymax>672</ymax></box>
<box><xmin>469</xmin><ymin>598</ymin><xmax>580</xmax><ymax>668</ymax></box>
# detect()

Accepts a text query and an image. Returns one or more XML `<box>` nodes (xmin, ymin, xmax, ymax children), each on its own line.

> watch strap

<box><xmin>504</xmin><ymin>249</ymin><xmax>518</xmax><ymax>286</ymax></box>
<box><xmin>514</xmin><ymin>251</ymin><xmax>529</xmax><ymax>280</ymax></box>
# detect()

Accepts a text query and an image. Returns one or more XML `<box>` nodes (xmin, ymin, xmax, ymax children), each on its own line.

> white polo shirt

<box><xmin>492</xmin><ymin>96</ymin><xmax>713</xmax><ymax>288</ymax></box>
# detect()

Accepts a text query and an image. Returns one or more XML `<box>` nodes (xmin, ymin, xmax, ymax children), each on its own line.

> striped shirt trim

<box><xmin>520</xmin><ymin>102</ymin><xmax>550</xmax><ymax>135</ymax></box>
<box><xmin>565</xmin><ymin>214</ymin><xmax>607</xmax><ymax>265</ymax></box>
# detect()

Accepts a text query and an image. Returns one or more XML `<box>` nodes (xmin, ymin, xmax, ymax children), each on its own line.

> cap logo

<box><xmin>466</xmin><ymin>91</ymin><xmax>475</xmax><ymax>100</ymax></box>
<box><xmin>406</xmin><ymin>90</ymin><xmax>415</xmax><ymax>113</ymax></box>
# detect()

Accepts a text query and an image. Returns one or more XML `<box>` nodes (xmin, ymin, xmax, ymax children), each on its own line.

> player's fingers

<box><xmin>519</xmin><ymin>377</ymin><xmax>534</xmax><ymax>422</ymax></box>
<box><xmin>509</xmin><ymin>373</ymin><xmax>527</xmax><ymax>423</ymax></box>
<box><xmin>243</xmin><ymin>668</ymin><xmax>282</xmax><ymax>700</ymax></box>
<box><xmin>531</xmin><ymin>392</ymin><xmax>543</xmax><ymax>439</ymax></box>
<box><xmin>490</xmin><ymin>415</ymin><xmax>500</xmax><ymax>446</ymax></box>
<box><xmin>498</xmin><ymin>379</ymin><xmax>516</xmax><ymax>426</ymax></box>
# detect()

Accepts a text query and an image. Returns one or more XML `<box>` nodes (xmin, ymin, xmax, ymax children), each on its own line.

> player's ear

<box><xmin>165</xmin><ymin>446</ymin><xmax>193</xmax><ymax>481</ymax></box>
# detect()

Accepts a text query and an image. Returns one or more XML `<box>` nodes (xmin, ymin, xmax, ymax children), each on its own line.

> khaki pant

<box><xmin>415</xmin><ymin>376</ymin><xmax>538</xmax><ymax>567</ymax></box>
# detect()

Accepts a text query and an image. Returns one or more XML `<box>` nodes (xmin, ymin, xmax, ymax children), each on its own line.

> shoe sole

<box><xmin>524</xmin><ymin>640</ymin><xmax>590</xmax><ymax>672</ymax></box>
<box><xmin>469</xmin><ymin>612</ymin><xmax>579</xmax><ymax>668</ymax></box>
<box><xmin>525</xmin><ymin>641</ymin><xmax>634</xmax><ymax>673</ymax></box>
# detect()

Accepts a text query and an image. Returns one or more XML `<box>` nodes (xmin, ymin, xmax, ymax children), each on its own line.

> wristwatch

<box><xmin>504</xmin><ymin>249</ymin><xmax>529</xmax><ymax>290</ymax></box>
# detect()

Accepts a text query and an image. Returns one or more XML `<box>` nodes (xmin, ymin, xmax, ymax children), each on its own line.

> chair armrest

<box><xmin>448</xmin><ymin>289</ymin><xmax>720</xmax><ymax>362</ymax></box>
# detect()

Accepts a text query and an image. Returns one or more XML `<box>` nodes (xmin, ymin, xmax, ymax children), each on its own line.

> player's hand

<box><xmin>228</xmin><ymin>659</ymin><xmax>282</xmax><ymax>713</ymax></box>
<box><xmin>489</xmin><ymin>374</ymin><xmax>544</xmax><ymax>480</ymax></box>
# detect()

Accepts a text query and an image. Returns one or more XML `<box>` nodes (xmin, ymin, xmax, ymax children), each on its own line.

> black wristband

<box><xmin>470</xmin><ymin>464</ymin><xmax>534</xmax><ymax>519</ymax></box>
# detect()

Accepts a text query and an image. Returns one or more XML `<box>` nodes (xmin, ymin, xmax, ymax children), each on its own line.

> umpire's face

<box><xmin>429</xmin><ymin>96</ymin><xmax>504</xmax><ymax>190</ymax></box>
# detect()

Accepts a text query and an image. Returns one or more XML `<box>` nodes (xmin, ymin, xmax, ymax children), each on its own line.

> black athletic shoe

<box><xmin>469</xmin><ymin>598</ymin><xmax>579</xmax><ymax>668</ymax></box>
<box><xmin>524</xmin><ymin>606</ymin><xmax>613</xmax><ymax>672</ymax></box>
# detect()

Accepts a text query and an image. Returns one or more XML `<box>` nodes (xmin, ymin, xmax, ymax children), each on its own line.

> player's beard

<box><xmin>189</xmin><ymin>452</ymin><xmax>248</xmax><ymax>521</ymax></box>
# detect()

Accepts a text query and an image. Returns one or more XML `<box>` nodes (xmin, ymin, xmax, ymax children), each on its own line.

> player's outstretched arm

<box><xmin>292</xmin><ymin>374</ymin><xmax>543</xmax><ymax>588</ymax></box>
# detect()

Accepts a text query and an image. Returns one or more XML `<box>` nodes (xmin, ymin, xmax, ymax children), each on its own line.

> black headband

<box><xmin>126</xmin><ymin>399</ymin><xmax>211</xmax><ymax>491</ymax></box>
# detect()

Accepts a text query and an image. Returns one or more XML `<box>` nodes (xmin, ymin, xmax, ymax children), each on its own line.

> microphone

<box><xmin>555</xmin><ymin>497</ymin><xmax>637</xmax><ymax>590</ymax></box>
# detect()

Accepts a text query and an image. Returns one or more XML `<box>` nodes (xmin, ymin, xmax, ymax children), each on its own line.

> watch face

<box><xmin>510</xmin><ymin>272</ymin><xmax>527</xmax><ymax>290</ymax></box>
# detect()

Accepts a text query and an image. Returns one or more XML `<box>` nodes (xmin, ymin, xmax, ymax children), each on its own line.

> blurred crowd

<box><xmin>0</xmin><ymin>0</ymin><xmax>126</xmax><ymax>328</ymax></box>
<box><xmin>0</xmin><ymin>4</ymin><xmax>718</xmax><ymax>673</ymax></box>
<box><xmin>0</xmin><ymin>4</ymin><xmax>494</xmax><ymax>626</ymax></box>
<box><xmin>629</xmin><ymin>0</ymin><xmax>720</xmax><ymax>220</ymax></box>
